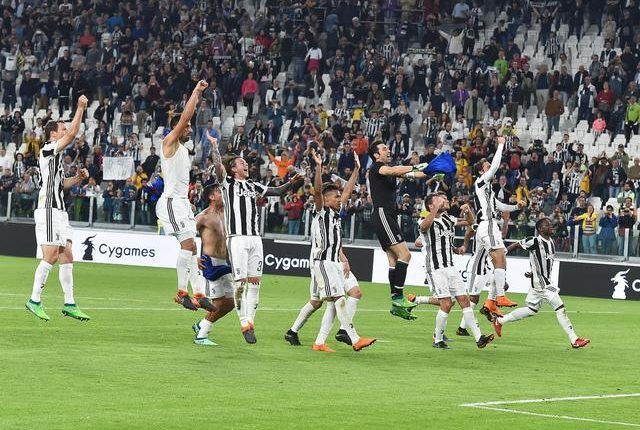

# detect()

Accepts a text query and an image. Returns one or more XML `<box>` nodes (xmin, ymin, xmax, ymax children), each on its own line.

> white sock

<box><xmin>197</xmin><ymin>318</ymin><xmax>212</xmax><ymax>339</ymax></box>
<box><xmin>555</xmin><ymin>307</ymin><xmax>578</xmax><ymax>343</ymax></box>
<box><xmin>488</xmin><ymin>279</ymin><xmax>497</xmax><ymax>300</ymax></box>
<box><xmin>291</xmin><ymin>302</ymin><xmax>318</xmax><ymax>333</ymax></box>
<box><xmin>246</xmin><ymin>283</ymin><xmax>260</xmax><ymax>324</ymax></box>
<box><xmin>315</xmin><ymin>301</ymin><xmax>335</xmax><ymax>345</ymax></box>
<box><xmin>59</xmin><ymin>263</ymin><xmax>75</xmax><ymax>304</ymax></box>
<box><xmin>334</xmin><ymin>296</ymin><xmax>360</xmax><ymax>344</ymax></box>
<box><xmin>189</xmin><ymin>255</ymin><xmax>205</xmax><ymax>296</ymax></box>
<box><xmin>30</xmin><ymin>260</ymin><xmax>53</xmax><ymax>303</ymax></box>
<box><xmin>462</xmin><ymin>306</ymin><xmax>482</xmax><ymax>342</ymax></box>
<box><xmin>413</xmin><ymin>295</ymin><xmax>433</xmax><ymax>304</ymax></box>
<box><xmin>176</xmin><ymin>250</ymin><xmax>192</xmax><ymax>293</ymax></box>
<box><xmin>341</xmin><ymin>296</ymin><xmax>360</xmax><ymax>329</ymax></box>
<box><xmin>434</xmin><ymin>309</ymin><xmax>449</xmax><ymax>342</ymax></box>
<box><xmin>498</xmin><ymin>307</ymin><xmax>536</xmax><ymax>324</ymax></box>
<box><xmin>494</xmin><ymin>268</ymin><xmax>506</xmax><ymax>297</ymax></box>
<box><xmin>459</xmin><ymin>301</ymin><xmax>476</xmax><ymax>329</ymax></box>
<box><xmin>233</xmin><ymin>280</ymin><xmax>249</xmax><ymax>327</ymax></box>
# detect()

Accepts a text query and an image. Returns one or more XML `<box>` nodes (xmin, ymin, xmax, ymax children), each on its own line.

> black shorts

<box><xmin>372</xmin><ymin>207</ymin><xmax>404</xmax><ymax>251</ymax></box>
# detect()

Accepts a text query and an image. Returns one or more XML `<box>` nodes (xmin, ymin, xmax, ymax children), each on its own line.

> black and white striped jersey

<box><xmin>310</xmin><ymin>206</ymin><xmax>342</xmax><ymax>263</ymax></box>
<box><xmin>363</xmin><ymin>117</ymin><xmax>386</xmax><ymax>139</ymax></box>
<box><xmin>37</xmin><ymin>141</ymin><xmax>65</xmax><ymax>211</ymax></box>
<box><xmin>221</xmin><ymin>176</ymin><xmax>268</xmax><ymax>236</ymax></box>
<box><xmin>564</xmin><ymin>171</ymin><xmax>582</xmax><ymax>195</ymax></box>
<box><xmin>420</xmin><ymin>213</ymin><xmax>457</xmax><ymax>272</ymax></box>
<box><xmin>520</xmin><ymin>235</ymin><xmax>555</xmax><ymax>288</ymax></box>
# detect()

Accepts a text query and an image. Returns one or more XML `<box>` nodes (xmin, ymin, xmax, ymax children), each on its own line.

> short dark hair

<box><xmin>424</xmin><ymin>193</ymin><xmax>439</xmax><ymax>209</ymax></box>
<box><xmin>44</xmin><ymin>120</ymin><xmax>64</xmax><ymax>141</ymax></box>
<box><xmin>322</xmin><ymin>183</ymin><xmax>339</xmax><ymax>195</ymax></box>
<box><xmin>203</xmin><ymin>181</ymin><xmax>220</xmax><ymax>199</ymax></box>
<box><xmin>535</xmin><ymin>217</ymin><xmax>549</xmax><ymax>232</ymax></box>
<box><xmin>169</xmin><ymin>115</ymin><xmax>181</xmax><ymax>129</ymax></box>
<box><xmin>367</xmin><ymin>142</ymin><xmax>383</xmax><ymax>161</ymax></box>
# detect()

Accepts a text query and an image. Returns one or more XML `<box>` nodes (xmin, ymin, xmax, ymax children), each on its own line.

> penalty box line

<box><xmin>461</xmin><ymin>393</ymin><xmax>640</xmax><ymax>428</ymax></box>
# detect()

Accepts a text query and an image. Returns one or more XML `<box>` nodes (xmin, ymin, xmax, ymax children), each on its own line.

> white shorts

<box><xmin>309</xmin><ymin>269</ymin><xmax>358</xmax><ymax>300</ymax></box>
<box><xmin>426</xmin><ymin>266</ymin><xmax>467</xmax><ymax>299</ymax></box>
<box><xmin>525</xmin><ymin>280</ymin><xmax>564</xmax><ymax>311</ymax></box>
<box><xmin>311</xmin><ymin>260</ymin><xmax>347</xmax><ymax>300</ymax></box>
<box><xmin>227</xmin><ymin>235</ymin><xmax>263</xmax><ymax>280</ymax></box>
<box><xmin>476</xmin><ymin>220</ymin><xmax>505</xmax><ymax>251</ymax></box>
<box><xmin>34</xmin><ymin>208</ymin><xmax>72</xmax><ymax>247</ymax></box>
<box><xmin>205</xmin><ymin>274</ymin><xmax>234</xmax><ymax>299</ymax></box>
<box><xmin>468</xmin><ymin>273</ymin><xmax>491</xmax><ymax>296</ymax></box>
<box><xmin>156</xmin><ymin>197</ymin><xmax>196</xmax><ymax>241</ymax></box>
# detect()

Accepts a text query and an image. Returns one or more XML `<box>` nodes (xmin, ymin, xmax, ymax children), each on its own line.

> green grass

<box><xmin>1</xmin><ymin>255</ymin><xmax>639</xmax><ymax>429</ymax></box>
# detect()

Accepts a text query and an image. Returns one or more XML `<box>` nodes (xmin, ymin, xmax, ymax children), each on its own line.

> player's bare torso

<box><xmin>196</xmin><ymin>207</ymin><xmax>227</xmax><ymax>260</ymax></box>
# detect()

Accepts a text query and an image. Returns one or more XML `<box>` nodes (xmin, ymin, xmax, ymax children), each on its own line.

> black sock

<box><xmin>389</xmin><ymin>267</ymin><xmax>401</xmax><ymax>297</ymax></box>
<box><xmin>393</xmin><ymin>260</ymin><xmax>409</xmax><ymax>297</ymax></box>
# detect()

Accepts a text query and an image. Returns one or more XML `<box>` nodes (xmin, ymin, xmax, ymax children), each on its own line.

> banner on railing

<box><xmin>103</xmin><ymin>157</ymin><xmax>135</xmax><ymax>180</ymax></box>
<box><xmin>558</xmin><ymin>260</ymin><xmax>640</xmax><ymax>300</ymax></box>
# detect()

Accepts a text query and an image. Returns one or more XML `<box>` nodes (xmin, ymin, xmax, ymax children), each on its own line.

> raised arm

<box><xmin>312</xmin><ymin>149</ymin><xmax>323</xmax><ymax>211</ymax></box>
<box><xmin>480</xmin><ymin>137</ymin><xmax>505</xmax><ymax>181</ymax></box>
<box><xmin>56</xmin><ymin>95</ymin><xmax>88</xmax><ymax>152</ymax></box>
<box><xmin>340</xmin><ymin>151</ymin><xmax>360</xmax><ymax>206</ymax></box>
<box><xmin>207</xmin><ymin>133</ymin><xmax>225</xmax><ymax>182</ymax></box>
<box><xmin>379</xmin><ymin>162</ymin><xmax>429</xmax><ymax>179</ymax></box>
<box><xmin>163</xmin><ymin>80</ymin><xmax>208</xmax><ymax>158</ymax></box>
<box><xmin>264</xmin><ymin>173</ymin><xmax>304</xmax><ymax>197</ymax></box>
<box><xmin>495</xmin><ymin>196</ymin><xmax>523</xmax><ymax>212</ymax></box>
<box><xmin>63</xmin><ymin>168</ymin><xmax>88</xmax><ymax>190</ymax></box>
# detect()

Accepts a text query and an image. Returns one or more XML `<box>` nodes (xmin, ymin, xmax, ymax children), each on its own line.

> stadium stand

<box><xmin>0</xmin><ymin>0</ymin><xmax>639</xmax><ymax>258</ymax></box>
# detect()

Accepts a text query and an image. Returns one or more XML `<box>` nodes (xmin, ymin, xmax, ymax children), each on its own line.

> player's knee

<box><xmin>469</xmin><ymin>295</ymin><xmax>480</xmax><ymax>304</ymax></box>
<box><xmin>221</xmin><ymin>298</ymin><xmax>235</xmax><ymax>313</ymax></box>
<box><xmin>348</xmin><ymin>287</ymin><xmax>362</xmax><ymax>299</ymax></box>
<box><xmin>310</xmin><ymin>300</ymin><xmax>322</xmax><ymax>310</ymax></box>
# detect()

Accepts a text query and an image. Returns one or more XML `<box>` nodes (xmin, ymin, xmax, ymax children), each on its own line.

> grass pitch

<box><xmin>1</xmin><ymin>255</ymin><xmax>639</xmax><ymax>429</ymax></box>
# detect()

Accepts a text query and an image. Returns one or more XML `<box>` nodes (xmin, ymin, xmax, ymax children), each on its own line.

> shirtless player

<box><xmin>191</xmin><ymin>182</ymin><xmax>235</xmax><ymax>346</ymax></box>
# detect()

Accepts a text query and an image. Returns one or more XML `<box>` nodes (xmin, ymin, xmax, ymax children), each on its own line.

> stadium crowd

<box><xmin>0</xmin><ymin>0</ymin><xmax>640</xmax><ymax>256</ymax></box>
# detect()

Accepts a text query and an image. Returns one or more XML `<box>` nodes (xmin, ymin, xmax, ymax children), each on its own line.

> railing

<box><xmin>2</xmin><ymin>193</ymin><xmax>636</xmax><ymax>262</ymax></box>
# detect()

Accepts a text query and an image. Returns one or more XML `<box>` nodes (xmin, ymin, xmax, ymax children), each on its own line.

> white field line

<box><xmin>461</xmin><ymin>393</ymin><xmax>640</xmax><ymax>406</ymax></box>
<box><xmin>461</xmin><ymin>393</ymin><xmax>640</xmax><ymax>428</ymax></box>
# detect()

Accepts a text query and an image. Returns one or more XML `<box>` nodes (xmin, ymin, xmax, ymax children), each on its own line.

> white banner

<box><xmin>371</xmin><ymin>249</ymin><xmax>559</xmax><ymax>294</ymax></box>
<box><xmin>36</xmin><ymin>229</ymin><xmax>200</xmax><ymax>268</ymax></box>
<box><xmin>102</xmin><ymin>157</ymin><xmax>134</xmax><ymax>180</ymax></box>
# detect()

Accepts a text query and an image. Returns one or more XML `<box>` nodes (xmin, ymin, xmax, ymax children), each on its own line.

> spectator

<box><xmin>284</xmin><ymin>193</ymin><xmax>304</xmax><ymax>235</ymax></box>
<box><xmin>575</xmin><ymin>204</ymin><xmax>598</xmax><ymax>254</ymax></box>
<box><xmin>599</xmin><ymin>205</ymin><xmax>618</xmax><ymax>255</ymax></box>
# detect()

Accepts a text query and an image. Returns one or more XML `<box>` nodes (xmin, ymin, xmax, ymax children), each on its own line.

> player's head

<box><xmin>536</xmin><ymin>218</ymin><xmax>553</xmax><ymax>237</ymax></box>
<box><xmin>204</xmin><ymin>182</ymin><xmax>222</xmax><ymax>209</ymax></box>
<box><xmin>44</xmin><ymin>120</ymin><xmax>66</xmax><ymax>142</ymax></box>
<box><xmin>170</xmin><ymin>115</ymin><xmax>192</xmax><ymax>143</ymax></box>
<box><xmin>226</xmin><ymin>155</ymin><xmax>249</xmax><ymax>180</ymax></box>
<box><xmin>368</xmin><ymin>142</ymin><xmax>390</xmax><ymax>164</ymax></box>
<box><xmin>425</xmin><ymin>193</ymin><xmax>447</xmax><ymax>213</ymax></box>
<box><xmin>322</xmin><ymin>183</ymin><xmax>341</xmax><ymax>210</ymax></box>
<box><xmin>477</xmin><ymin>158</ymin><xmax>491</xmax><ymax>174</ymax></box>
